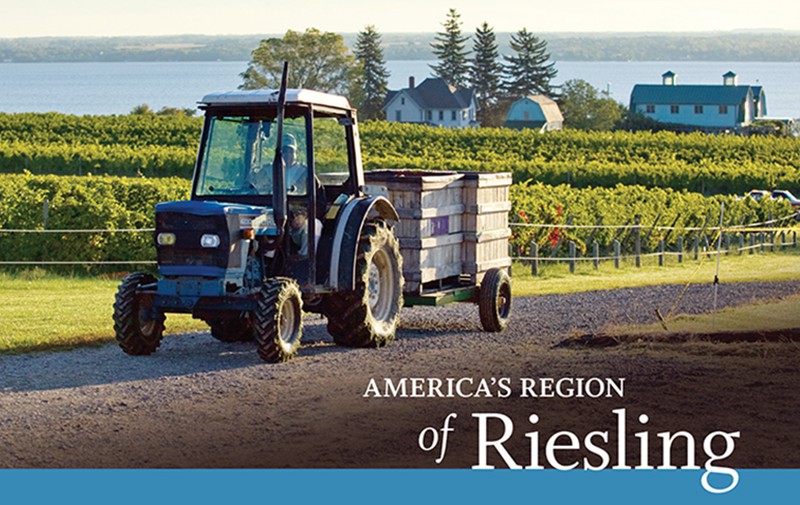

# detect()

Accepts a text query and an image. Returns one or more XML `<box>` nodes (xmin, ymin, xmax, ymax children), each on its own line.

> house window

<box><xmin>451</xmin><ymin>110</ymin><xmax>457</xmax><ymax>121</ymax></box>
<box><xmin>719</xmin><ymin>105</ymin><xmax>729</xmax><ymax>114</ymax></box>
<box><xmin>645</xmin><ymin>104</ymin><xmax>655</xmax><ymax>114</ymax></box>
<box><xmin>694</xmin><ymin>105</ymin><xmax>704</xmax><ymax>114</ymax></box>
<box><xmin>426</xmin><ymin>110</ymin><xmax>432</xmax><ymax>121</ymax></box>
<box><xmin>401</xmin><ymin>97</ymin><xmax>405</xmax><ymax>105</ymax></box>
<box><xmin>395</xmin><ymin>110</ymin><xmax>401</xmax><ymax>122</ymax></box>
<box><xmin>438</xmin><ymin>110</ymin><xmax>444</xmax><ymax>121</ymax></box>
<box><xmin>670</xmin><ymin>105</ymin><xmax>679</xmax><ymax>114</ymax></box>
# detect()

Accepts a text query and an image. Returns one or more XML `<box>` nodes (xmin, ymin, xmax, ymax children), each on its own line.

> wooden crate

<box><xmin>459</xmin><ymin>172</ymin><xmax>512</xmax><ymax>284</ymax></box>
<box><xmin>364</xmin><ymin>170</ymin><xmax>466</xmax><ymax>294</ymax></box>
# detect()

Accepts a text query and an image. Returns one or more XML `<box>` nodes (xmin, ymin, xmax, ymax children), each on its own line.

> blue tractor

<box><xmin>112</xmin><ymin>71</ymin><xmax>403</xmax><ymax>362</ymax></box>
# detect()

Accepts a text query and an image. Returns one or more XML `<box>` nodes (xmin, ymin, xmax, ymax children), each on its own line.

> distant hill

<box><xmin>2</xmin><ymin>32</ymin><xmax>800</xmax><ymax>62</ymax></box>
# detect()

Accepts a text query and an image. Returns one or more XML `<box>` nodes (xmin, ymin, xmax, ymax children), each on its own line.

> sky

<box><xmin>2</xmin><ymin>0</ymin><xmax>799</xmax><ymax>37</ymax></box>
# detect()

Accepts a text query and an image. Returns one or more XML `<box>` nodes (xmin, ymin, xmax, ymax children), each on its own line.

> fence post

<box><xmin>592</xmin><ymin>241</ymin><xmax>599</xmax><ymax>270</ymax></box>
<box><xmin>780</xmin><ymin>231</ymin><xmax>786</xmax><ymax>248</ymax></box>
<box><xmin>568</xmin><ymin>241</ymin><xmax>576</xmax><ymax>273</ymax></box>
<box><xmin>658</xmin><ymin>239</ymin><xmax>665</xmax><ymax>266</ymax></box>
<box><xmin>613</xmin><ymin>240</ymin><xmax>620</xmax><ymax>269</ymax></box>
<box><xmin>530</xmin><ymin>241</ymin><xmax>539</xmax><ymax>277</ymax></box>
<box><xmin>43</xmin><ymin>199</ymin><xmax>50</xmax><ymax>229</ymax></box>
<box><xmin>749</xmin><ymin>233</ymin><xmax>754</xmax><ymax>254</ymax></box>
<box><xmin>677</xmin><ymin>236</ymin><xmax>684</xmax><ymax>263</ymax></box>
<box><xmin>702</xmin><ymin>235</ymin><xmax>710</xmax><ymax>258</ymax></box>
<box><xmin>738</xmin><ymin>234</ymin><xmax>744</xmax><ymax>255</ymax></box>
<box><xmin>634</xmin><ymin>215</ymin><xmax>641</xmax><ymax>268</ymax></box>
<box><xmin>693</xmin><ymin>236</ymin><xmax>699</xmax><ymax>261</ymax></box>
<box><xmin>759</xmin><ymin>232</ymin><xmax>765</xmax><ymax>253</ymax></box>
<box><xmin>770</xmin><ymin>230</ymin><xmax>775</xmax><ymax>252</ymax></box>
<box><xmin>723</xmin><ymin>233</ymin><xmax>731</xmax><ymax>255</ymax></box>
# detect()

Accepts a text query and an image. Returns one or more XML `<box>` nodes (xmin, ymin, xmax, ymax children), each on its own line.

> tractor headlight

<box><xmin>156</xmin><ymin>232</ymin><xmax>176</xmax><ymax>246</ymax></box>
<box><xmin>200</xmin><ymin>234</ymin><xmax>221</xmax><ymax>248</ymax></box>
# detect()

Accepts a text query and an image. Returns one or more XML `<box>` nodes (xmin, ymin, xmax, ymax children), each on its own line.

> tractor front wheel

<box><xmin>254</xmin><ymin>278</ymin><xmax>303</xmax><ymax>362</ymax></box>
<box><xmin>113</xmin><ymin>272</ymin><xmax>165</xmax><ymax>355</ymax></box>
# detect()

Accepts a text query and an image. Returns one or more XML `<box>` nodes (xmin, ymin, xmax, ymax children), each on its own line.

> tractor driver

<box><xmin>282</xmin><ymin>134</ymin><xmax>324</xmax><ymax>255</ymax></box>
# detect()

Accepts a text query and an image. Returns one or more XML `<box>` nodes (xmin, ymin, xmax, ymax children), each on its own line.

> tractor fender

<box><xmin>328</xmin><ymin>196</ymin><xmax>399</xmax><ymax>291</ymax></box>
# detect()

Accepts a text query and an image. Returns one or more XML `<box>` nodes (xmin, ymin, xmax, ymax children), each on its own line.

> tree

<box><xmin>240</xmin><ymin>28</ymin><xmax>357</xmax><ymax>95</ymax></box>
<box><xmin>354</xmin><ymin>25</ymin><xmax>390</xmax><ymax>120</ymax></box>
<box><xmin>469</xmin><ymin>22</ymin><xmax>504</xmax><ymax>126</ymax></box>
<box><xmin>559</xmin><ymin>79</ymin><xmax>624</xmax><ymax>131</ymax></box>
<box><xmin>430</xmin><ymin>9</ymin><xmax>470</xmax><ymax>88</ymax></box>
<box><xmin>503</xmin><ymin>28</ymin><xmax>558</xmax><ymax>99</ymax></box>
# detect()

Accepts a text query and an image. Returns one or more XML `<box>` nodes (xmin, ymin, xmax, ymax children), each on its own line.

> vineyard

<box><xmin>0</xmin><ymin>113</ymin><xmax>798</xmax><ymax>269</ymax></box>
<box><xmin>0</xmin><ymin>113</ymin><xmax>799</xmax><ymax>195</ymax></box>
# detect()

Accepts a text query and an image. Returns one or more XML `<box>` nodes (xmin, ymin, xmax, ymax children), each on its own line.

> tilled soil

<box><xmin>1</xmin><ymin>280</ymin><xmax>799</xmax><ymax>468</ymax></box>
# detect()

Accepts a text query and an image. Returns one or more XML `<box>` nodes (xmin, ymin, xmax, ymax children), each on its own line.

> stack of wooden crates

<box><xmin>363</xmin><ymin>170</ymin><xmax>511</xmax><ymax>295</ymax></box>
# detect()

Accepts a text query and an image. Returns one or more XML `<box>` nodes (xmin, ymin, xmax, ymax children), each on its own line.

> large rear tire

<box><xmin>325</xmin><ymin>221</ymin><xmax>403</xmax><ymax>348</ymax></box>
<box><xmin>479</xmin><ymin>268</ymin><xmax>512</xmax><ymax>332</ymax></box>
<box><xmin>254</xmin><ymin>278</ymin><xmax>303</xmax><ymax>362</ymax></box>
<box><xmin>113</xmin><ymin>272</ymin><xmax>165</xmax><ymax>355</ymax></box>
<box><xmin>207</xmin><ymin>315</ymin><xmax>255</xmax><ymax>343</ymax></box>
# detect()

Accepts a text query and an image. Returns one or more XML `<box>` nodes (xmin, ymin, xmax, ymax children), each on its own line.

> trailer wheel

<box><xmin>326</xmin><ymin>221</ymin><xmax>403</xmax><ymax>347</ymax></box>
<box><xmin>479</xmin><ymin>268</ymin><xmax>511</xmax><ymax>332</ymax></box>
<box><xmin>254</xmin><ymin>278</ymin><xmax>303</xmax><ymax>362</ymax></box>
<box><xmin>113</xmin><ymin>272</ymin><xmax>165</xmax><ymax>355</ymax></box>
<box><xmin>207</xmin><ymin>315</ymin><xmax>255</xmax><ymax>343</ymax></box>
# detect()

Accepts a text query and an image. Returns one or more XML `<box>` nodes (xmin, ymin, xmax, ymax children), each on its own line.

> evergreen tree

<box><xmin>469</xmin><ymin>22</ymin><xmax>504</xmax><ymax>125</ymax></box>
<box><xmin>503</xmin><ymin>28</ymin><xmax>558</xmax><ymax>99</ymax></box>
<box><xmin>354</xmin><ymin>25</ymin><xmax>390</xmax><ymax>120</ymax></box>
<box><xmin>430</xmin><ymin>8</ymin><xmax>470</xmax><ymax>88</ymax></box>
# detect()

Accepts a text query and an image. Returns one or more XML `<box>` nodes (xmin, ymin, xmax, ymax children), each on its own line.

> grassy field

<box><xmin>0</xmin><ymin>270</ymin><xmax>206</xmax><ymax>354</ymax></box>
<box><xmin>1</xmin><ymin>249</ymin><xmax>799</xmax><ymax>354</ymax></box>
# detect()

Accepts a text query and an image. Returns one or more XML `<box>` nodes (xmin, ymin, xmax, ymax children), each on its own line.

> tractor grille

<box><xmin>156</xmin><ymin>212</ymin><xmax>231</xmax><ymax>270</ymax></box>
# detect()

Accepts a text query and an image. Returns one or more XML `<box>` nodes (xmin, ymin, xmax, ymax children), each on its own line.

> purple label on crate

<box><xmin>431</xmin><ymin>216</ymin><xmax>449</xmax><ymax>236</ymax></box>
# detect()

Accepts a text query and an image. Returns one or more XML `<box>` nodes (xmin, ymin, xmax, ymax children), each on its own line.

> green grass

<box><xmin>0</xmin><ymin>269</ymin><xmax>207</xmax><ymax>354</ymax></box>
<box><xmin>606</xmin><ymin>294</ymin><xmax>800</xmax><ymax>336</ymax></box>
<box><xmin>2</xmin><ymin>248</ymin><xmax>800</xmax><ymax>355</ymax></box>
<box><xmin>512</xmin><ymin>247</ymin><xmax>800</xmax><ymax>296</ymax></box>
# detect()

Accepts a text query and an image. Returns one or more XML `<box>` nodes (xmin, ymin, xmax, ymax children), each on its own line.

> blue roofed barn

<box><xmin>504</xmin><ymin>95</ymin><xmax>563</xmax><ymax>131</ymax></box>
<box><xmin>630</xmin><ymin>71</ymin><xmax>767</xmax><ymax>132</ymax></box>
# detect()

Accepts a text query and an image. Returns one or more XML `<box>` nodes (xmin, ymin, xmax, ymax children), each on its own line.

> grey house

<box><xmin>383</xmin><ymin>77</ymin><xmax>478</xmax><ymax>128</ymax></box>
<box><xmin>630</xmin><ymin>71</ymin><xmax>767</xmax><ymax>131</ymax></box>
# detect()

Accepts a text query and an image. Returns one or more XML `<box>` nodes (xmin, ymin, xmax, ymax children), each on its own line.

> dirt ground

<box><xmin>0</xmin><ymin>281</ymin><xmax>798</xmax><ymax>469</ymax></box>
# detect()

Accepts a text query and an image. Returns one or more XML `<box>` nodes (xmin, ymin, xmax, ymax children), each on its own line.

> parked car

<box><xmin>741</xmin><ymin>189</ymin><xmax>772</xmax><ymax>202</ymax></box>
<box><xmin>770</xmin><ymin>190</ymin><xmax>800</xmax><ymax>207</ymax></box>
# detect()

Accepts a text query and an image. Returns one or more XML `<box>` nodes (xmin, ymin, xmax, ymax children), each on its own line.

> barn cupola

<box><xmin>662</xmin><ymin>71</ymin><xmax>676</xmax><ymax>86</ymax></box>
<box><xmin>723</xmin><ymin>71</ymin><xmax>738</xmax><ymax>86</ymax></box>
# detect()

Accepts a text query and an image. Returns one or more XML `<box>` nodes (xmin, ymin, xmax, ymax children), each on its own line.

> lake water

<box><xmin>0</xmin><ymin>60</ymin><xmax>798</xmax><ymax>118</ymax></box>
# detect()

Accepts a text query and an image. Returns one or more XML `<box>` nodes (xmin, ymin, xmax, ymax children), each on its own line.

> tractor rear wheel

<box><xmin>254</xmin><ymin>278</ymin><xmax>303</xmax><ymax>362</ymax></box>
<box><xmin>478</xmin><ymin>268</ymin><xmax>512</xmax><ymax>332</ymax></box>
<box><xmin>325</xmin><ymin>221</ymin><xmax>403</xmax><ymax>348</ymax></box>
<box><xmin>207</xmin><ymin>315</ymin><xmax>255</xmax><ymax>343</ymax></box>
<box><xmin>113</xmin><ymin>272</ymin><xmax>165</xmax><ymax>355</ymax></box>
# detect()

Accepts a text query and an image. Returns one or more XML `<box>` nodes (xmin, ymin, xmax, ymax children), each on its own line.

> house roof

<box><xmin>384</xmin><ymin>77</ymin><xmax>474</xmax><ymax>110</ymax></box>
<box><xmin>630</xmin><ymin>84</ymin><xmax>752</xmax><ymax>106</ymax></box>
<box><xmin>521</xmin><ymin>95</ymin><xmax>563</xmax><ymax>122</ymax></box>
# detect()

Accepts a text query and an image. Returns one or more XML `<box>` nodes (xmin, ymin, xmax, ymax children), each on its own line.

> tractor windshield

<box><xmin>195</xmin><ymin>116</ymin><xmax>307</xmax><ymax>197</ymax></box>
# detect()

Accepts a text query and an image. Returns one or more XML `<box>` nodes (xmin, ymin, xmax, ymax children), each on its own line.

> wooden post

<box><xmin>592</xmin><ymin>241</ymin><xmax>599</xmax><ymax>270</ymax></box>
<box><xmin>43</xmin><ymin>199</ymin><xmax>49</xmax><ymax>229</ymax></box>
<box><xmin>780</xmin><ymin>231</ymin><xmax>786</xmax><ymax>248</ymax></box>
<box><xmin>738</xmin><ymin>234</ymin><xmax>744</xmax><ymax>255</ymax></box>
<box><xmin>749</xmin><ymin>233</ymin><xmax>755</xmax><ymax>254</ymax></box>
<box><xmin>702</xmin><ymin>235</ymin><xmax>710</xmax><ymax>258</ymax></box>
<box><xmin>613</xmin><ymin>240</ymin><xmax>620</xmax><ymax>269</ymax></box>
<box><xmin>634</xmin><ymin>215</ymin><xmax>641</xmax><ymax>268</ymax></box>
<box><xmin>724</xmin><ymin>233</ymin><xmax>731</xmax><ymax>255</ymax></box>
<box><xmin>568</xmin><ymin>241</ymin><xmax>576</xmax><ymax>273</ymax></box>
<box><xmin>693</xmin><ymin>236</ymin><xmax>699</xmax><ymax>261</ymax></box>
<box><xmin>759</xmin><ymin>232</ymin><xmax>765</xmax><ymax>253</ymax></box>
<box><xmin>530</xmin><ymin>241</ymin><xmax>539</xmax><ymax>277</ymax></box>
<box><xmin>677</xmin><ymin>236</ymin><xmax>684</xmax><ymax>263</ymax></box>
<box><xmin>658</xmin><ymin>239</ymin><xmax>665</xmax><ymax>266</ymax></box>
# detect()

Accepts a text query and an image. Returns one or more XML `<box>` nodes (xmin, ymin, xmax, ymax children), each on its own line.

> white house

<box><xmin>629</xmin><ymin>71</ymin><xmax>767</xmax><ymax>132</ymax></box>
<box><xmin>383</xmin><ymin>77</ymin><xmax>478</xmax><ymax>128</ymax></box>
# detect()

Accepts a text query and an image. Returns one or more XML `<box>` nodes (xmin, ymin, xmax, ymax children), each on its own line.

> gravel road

<box><xmin>1</xmin><ymin>280</ymin><xmax>799</xmax><ymax>468</ymax></box>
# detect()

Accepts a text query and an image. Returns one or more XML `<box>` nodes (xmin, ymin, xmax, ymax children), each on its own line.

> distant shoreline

<box><xmin>2</xmin><ymin>32</ymin><xmax>800</xmax><ymax>63</ymax></box>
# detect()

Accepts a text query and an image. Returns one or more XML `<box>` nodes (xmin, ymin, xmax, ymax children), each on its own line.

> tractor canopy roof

<box><xmin>199</xmin><ymin>89</ymin><xmax>352</xmax><ymax>111</ymax></box>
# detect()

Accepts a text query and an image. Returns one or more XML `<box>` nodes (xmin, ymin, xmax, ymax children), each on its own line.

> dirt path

<box><xmin>1</xmin><ymin>280</ymin><xmax>798</xmax><ymax>468</ymax></box>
